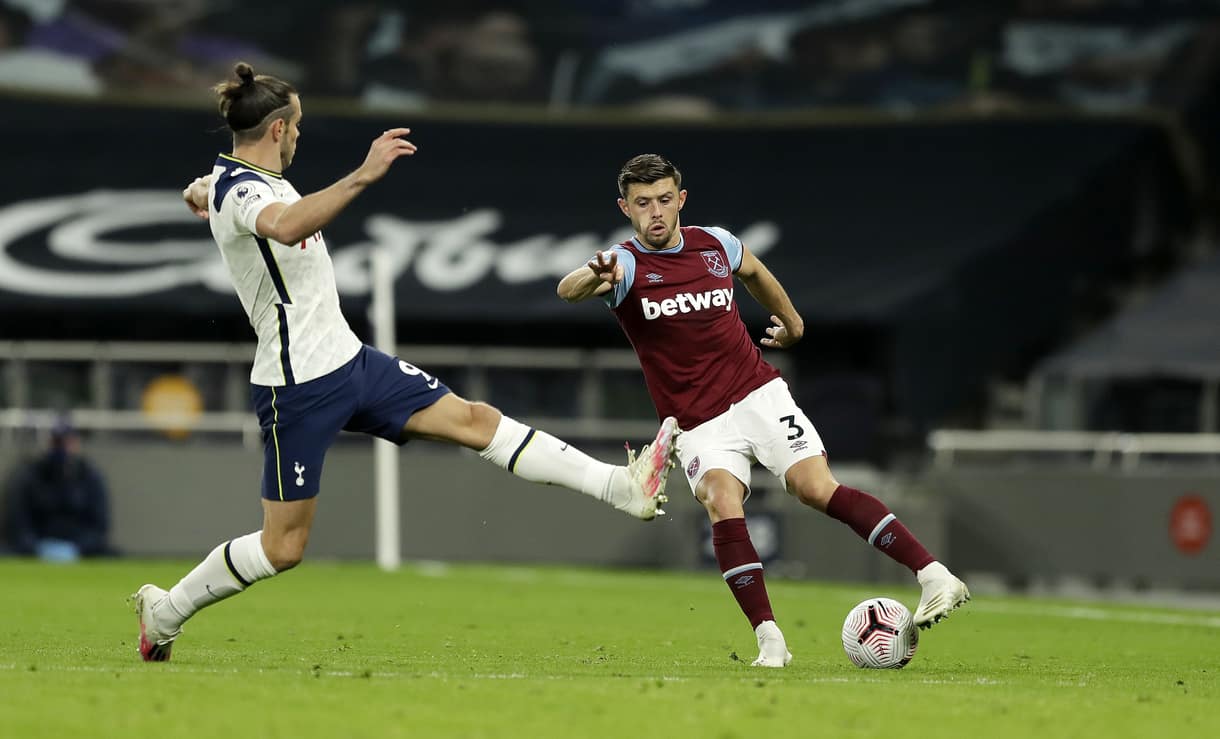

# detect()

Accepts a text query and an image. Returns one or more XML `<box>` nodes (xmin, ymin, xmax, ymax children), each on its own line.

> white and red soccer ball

<box><xmin>841</xmin><ymin>597</ymin><xmax>918</xmax><ymax>669</ymax></box>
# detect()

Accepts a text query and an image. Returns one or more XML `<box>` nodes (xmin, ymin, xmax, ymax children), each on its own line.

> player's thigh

<box><xmin>252</xmin><ymin>381</ymin><xmax>351</xmax><ymax>502</ymax></box>
<box><xmin>738</xmin><ymin>379</ymin><xmax>827</xmax><ymax>490</ymax></box>
<box><xmin>400</xmin><ymin>392</ymin><xmax>501</xmax><ymax>449</ymax></box>
<box><xmin>677</xmin><ymin>412</ymin><xmax>754</xmax><ymax>502</ymax></box>
<box><xmin>343</xmin><ymin>348</ymin><xmax>456</xmax><ymax>444</ymax></box>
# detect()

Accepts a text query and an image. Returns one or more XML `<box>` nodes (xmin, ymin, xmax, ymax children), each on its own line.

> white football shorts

<box><xmin>676</xmin><ymin>377</ymin><xmax>826</xmax><ymax>500</ymax></box>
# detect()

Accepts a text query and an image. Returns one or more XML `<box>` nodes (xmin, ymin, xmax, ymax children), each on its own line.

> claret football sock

<box><xmin>825</xmin><ymin>485</ymin><xmax>935</xmax><ymax>574</ymax></box>
<box><xmin>712</xmin><ymin>517</ymin><xmax>775</xmax><ymax>628</ymax></box>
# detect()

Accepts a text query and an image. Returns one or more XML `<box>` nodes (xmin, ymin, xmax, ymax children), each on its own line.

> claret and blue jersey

<box><xmin>606</xmin><ymin>225</ymin><xmax>780</xmax><ymax>430</ymax></box>
<box><xmin>604</xmin><ymin>225</ymin><xmax>745</xmax><ymax>308</ymax></box>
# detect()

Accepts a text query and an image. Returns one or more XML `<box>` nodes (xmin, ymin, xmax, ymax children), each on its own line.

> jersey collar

<box><xmin>217</xmin><ymin>153</ymin><xmax>284</xmax><ymax>179</ymax></box>
<box><xmin>630</xmin><ymin>231</ymin><xmax>684</xmax><ymax>254</ymax></box>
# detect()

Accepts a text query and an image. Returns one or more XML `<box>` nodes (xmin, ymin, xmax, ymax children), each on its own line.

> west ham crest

<box><xmin>700</xmin><ymin>250</ymin><xmax>729</xmax><ymax>278</ymax></box>
<box><xmin>686</xmin><ymin>456</ymin><xmax>701</xmax><ymax>478</ymax></box>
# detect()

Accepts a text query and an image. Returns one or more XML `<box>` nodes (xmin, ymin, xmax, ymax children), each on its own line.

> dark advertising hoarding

<box><xmin>0</xmin><ymin>96</ymin><xmax>1188</xmax><ymax>425</ymax></box>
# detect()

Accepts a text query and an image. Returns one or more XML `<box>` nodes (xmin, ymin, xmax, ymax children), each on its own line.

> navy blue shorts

<box><xmin>251</xmin><ymin>345</ymin><xmax>451</xmax><ymax>501</ymax></box>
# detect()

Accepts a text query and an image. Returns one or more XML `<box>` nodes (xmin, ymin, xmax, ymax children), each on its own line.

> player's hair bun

<box><xmin>234</xmin><ymin>62</ymin><xmax>255</xmax><ymax>87</ymax></box>
<box><xmin>212</xmin><ymin>61</ymin><xmax>296</xmax><ymax>134</ymax></box>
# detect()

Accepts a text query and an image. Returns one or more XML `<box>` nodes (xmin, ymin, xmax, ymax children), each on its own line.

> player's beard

<box><xmin>641</xmin><ymin>219</ymin><xmax>675</xmax><ymax>248</ymax></box>
<box><xmin>280</xmin><ymin>140</ymin><xmax>295</xmax><ymax>170</ymax></box>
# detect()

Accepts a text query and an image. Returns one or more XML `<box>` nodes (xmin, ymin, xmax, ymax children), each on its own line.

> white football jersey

<box><xmin>208</xmin><ymin>153</ymin><xmax>361</xmax><ymax>386</ymax></box>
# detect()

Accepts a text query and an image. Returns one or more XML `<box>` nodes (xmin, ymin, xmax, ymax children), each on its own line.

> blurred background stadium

<box><xmin>1</xmin><ymin>0</ymin><xmax>1218</xmax><ymax>597</ymax></box>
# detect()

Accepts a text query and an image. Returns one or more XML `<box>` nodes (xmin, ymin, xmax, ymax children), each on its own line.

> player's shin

<box><xmin>825</xmin><ymin>485</ymin><xmax>935</xmax><ymax>573</ymax></box>
<box><xmin>161</xmin><ymin>530</ymin><xmax>279</xmax><ymax>629</ymax></box>
<box><xmin>478</xmin><ymin>416</ymin><xmax>617</xmax><ymax>502</ymax></box>
<box><xmin>712</xmin><ymin>517</ymin><xmax>775</xmax><ymax>628</ymax></box>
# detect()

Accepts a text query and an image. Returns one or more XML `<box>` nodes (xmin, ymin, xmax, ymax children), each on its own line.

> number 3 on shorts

<box><xmin>780</xmin><ymin>414</ymin><xmax>804</xmax><ymax>440</ymax></box>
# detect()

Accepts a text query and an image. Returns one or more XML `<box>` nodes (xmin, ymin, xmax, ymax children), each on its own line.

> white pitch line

<box><xmin>466</xmin><ymin>566</ymin><xmax>1220</xmax><ymax>617</ymax></box>
<box><xmin>0</xmin><ymin>663</ymin><xmax>1014</xmax><ymax>687</ymax></box>
<box><xmin>0</xmin><ymin>663</ymin><xmax>685</xmax><ymax>681</ymax></box>
<box><xmin>971</xmin><ymin>601</ymin><xmax>1220</xmax><ymax>629</ymax></box>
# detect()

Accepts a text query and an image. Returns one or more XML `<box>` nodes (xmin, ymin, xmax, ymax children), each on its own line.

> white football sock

<box><xmin>478</xmin><ymin>415</ymin><xmax>619</xmax><ymax>503</ymax></box>
<box><xmin>159</xmin><ymin>530</ymin><xmax>278</xmax><ymax>630</ymax></box>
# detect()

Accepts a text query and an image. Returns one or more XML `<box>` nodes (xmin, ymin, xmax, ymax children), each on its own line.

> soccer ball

<box><xmin>841</xmin><ymin>597</ymin><xmax>918</xmax><ymax>669</ymax></box>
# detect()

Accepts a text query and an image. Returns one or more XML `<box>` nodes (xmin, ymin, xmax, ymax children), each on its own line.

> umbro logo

<box><xmin>733</xmin><ymin>574</ymin><xmax>754</xmax><ymax>589</ymax></box>
<box><xmin>790</xmin><ymin>440</ymin><xmax>808</xmax><ymax>451</ymax></box>
<box><xmin>646</xmin><ymin>272</ymin><xmax>664</xmax><ymax>283</ymax></box>
<box><xmin>877</xmin><ymin>532</ymin><xmax>896</xmax><ymax>548</ymax></box>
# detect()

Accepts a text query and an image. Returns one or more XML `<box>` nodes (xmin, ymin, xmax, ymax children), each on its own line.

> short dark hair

<box><xmin>212</xmin><ymin>62</ymin><xmax>297</xmax><ymax>143</ymax></box>
<box><xmin>618</xmin><ymin>154</ymin><xmax>682</xmax><ymax>198</ymax></box>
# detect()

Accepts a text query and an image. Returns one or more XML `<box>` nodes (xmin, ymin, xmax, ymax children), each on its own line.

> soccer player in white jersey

<box><xmin>558</xmin><ymin>154</ymin><xmax>969</xmax><ymax>667</ymax></box>
<box><xmin>131</xmin><ymin>63</ymin><xmax>680</xmax><ymax>662</ymax></box>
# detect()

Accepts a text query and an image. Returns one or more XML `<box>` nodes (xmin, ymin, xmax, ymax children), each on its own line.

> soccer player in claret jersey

<box><xmin>558</xmin><ymin>154</ymin><xmax>969</xmax><ymax>668</ymax></box>
<box><xmin>129</xmin><ymin>63</ymin><xmax>680</xmax><ymax>662</ymax></box>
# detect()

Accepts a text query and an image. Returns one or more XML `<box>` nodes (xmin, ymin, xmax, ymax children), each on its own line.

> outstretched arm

<box><xmin>181</xmin><ymin>128</ymin><xmax>417</xmax><ymax>242</ymax></box>
<box><xmin>254</xmin><ymin>128</ymin><xmax>416</xmax><ymax>245</ymax></box>
<box><xmin>735</xmin><ymin>246</ymin><xmax>804</xmax><ymax>348</ymax></box>
<box><xmin>557</xmin><ymin>250</ymin><xmax>622</xmax><ymax>303</ymax></box>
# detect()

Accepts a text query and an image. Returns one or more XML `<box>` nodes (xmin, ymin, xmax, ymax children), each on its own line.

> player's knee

<box><xmin>468</xmin><ymin>400</ymin><xmax>499</xmax><ymax>427</ymax></box>
<box><xmin>790</xmin><ymin>467</ymin><xmax>839</xmax><ymax>512</ymax></box>
<box><xmin>262</xmin><ymin>537</ymin><xmax>306</xmax><ymax>571</ymax></box>
<box><xmin>702</xmin><ymin>497</ymin><xmax>737</xmax><ymax>521</ymax></box>
<box><xmin>266</xmin><ymin>548</ymin><xmax>303</xmax><ymax>572</ymax></box>
<box><xmin>467</xmin><ymin>401</ymin><xmax>503</xmax><ymax>441</ymax></box>
<box><xmin>696</xmin><ymin>473</ymin><xmax>746</xmax><ymax>521</ymax></box>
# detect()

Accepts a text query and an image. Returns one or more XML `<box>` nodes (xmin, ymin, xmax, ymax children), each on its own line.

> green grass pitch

<box><xmin>1</xmin><ymin>559</ymin><xmax>1216</xmax><ymax>738</ymax></box>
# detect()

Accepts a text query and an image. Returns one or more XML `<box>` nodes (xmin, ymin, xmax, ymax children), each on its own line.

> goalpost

<box><xmin>370</xmin><ymin>247</ymin><xmax>400</xmax><ymax>571</ymax></box>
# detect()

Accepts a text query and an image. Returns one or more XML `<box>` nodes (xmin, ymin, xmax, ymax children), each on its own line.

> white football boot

<box><xmin>751</xmin><ymin>620</ymin><xmax>793</xmax><ymax>667</ymax></box>
<box><xmin>619</xmin><ymin>416</ymin><xmax>681</xmax><ymax>520</ymax></box>
<box><xmin>132</xmin><ymin>584</ymin><xmax>181</xmax><ymax>662</ymax></box>
<box><xmin>913</xmin><ymin>561</ymin><xmax>971</xmax><ymax>630</ymax></box>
